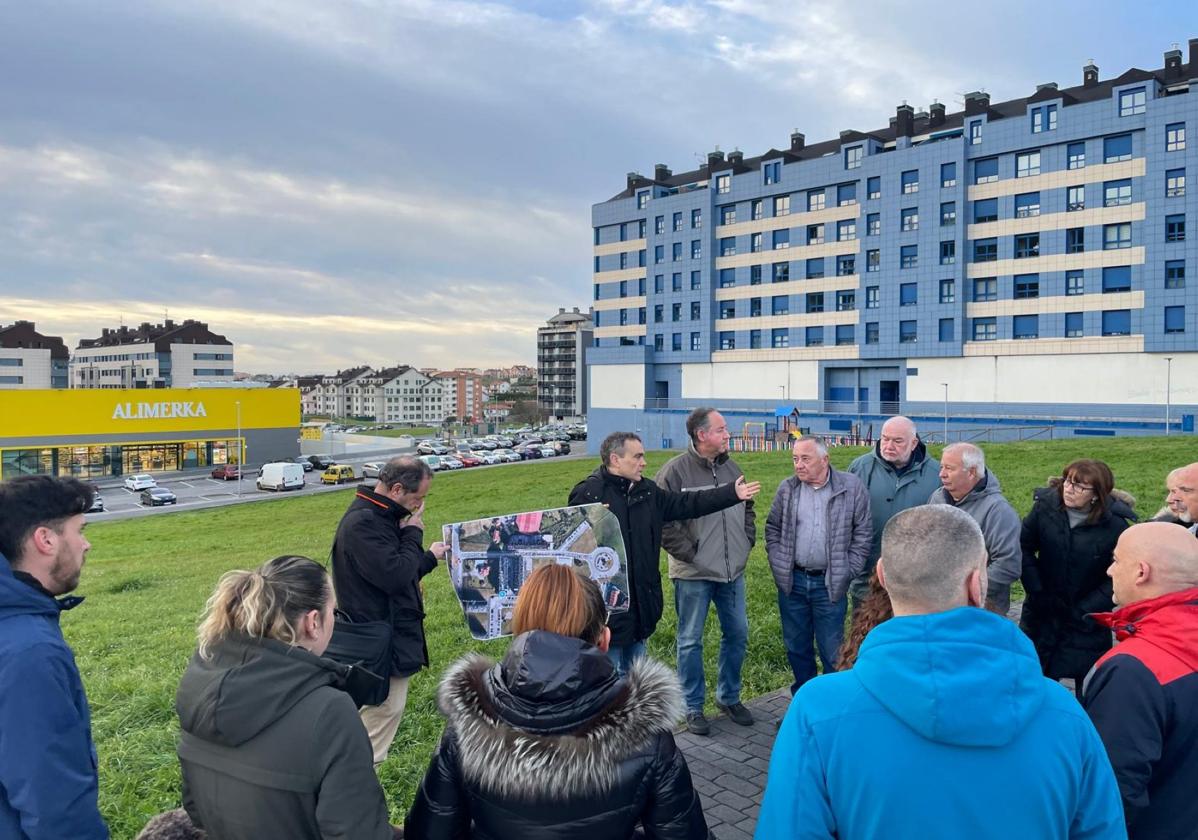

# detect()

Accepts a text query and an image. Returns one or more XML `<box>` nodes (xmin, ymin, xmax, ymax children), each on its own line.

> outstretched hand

<box><xmin>735</xmin><ymin>476</ymin><xmax>762</xmax><ymax>500</ymax></box>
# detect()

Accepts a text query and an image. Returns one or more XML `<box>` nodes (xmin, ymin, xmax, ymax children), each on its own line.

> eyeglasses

<box><xmin>1063</xmin><ymin>477</ymin><xmax>1094</xmax><ymax>492</ymax></box>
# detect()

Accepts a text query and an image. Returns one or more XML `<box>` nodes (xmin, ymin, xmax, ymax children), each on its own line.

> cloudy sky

<box><xmin>0</xmin><ymin>1</ymin><xmax>1188</xmax><ymax>373</ymax></box>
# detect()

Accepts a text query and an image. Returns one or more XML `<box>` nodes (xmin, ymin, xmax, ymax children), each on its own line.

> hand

<box><xmin>429</xmin><ymin>541</ymin><xmax>447</xmax><ymax>561</ymax></box>
<box><xmin>735</xmin><ymin>476</ymin><xmax>761</xmax><ymax>501</ymax></box>
<box><xmin>403</xmin><ymin>502</ymin><xmax>425</xmax><ymax>530</ymax></box>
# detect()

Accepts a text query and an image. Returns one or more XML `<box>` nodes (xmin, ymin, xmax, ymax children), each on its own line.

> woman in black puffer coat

<box><xmin>404</xmin><ymin>564</ymin><xmax>709</xmax><ymax>840</ymax></box>
<box><xmin>1019</xmin><ymin>460</ymin><xmax>1136</xmax><ymax>694</ymax></box>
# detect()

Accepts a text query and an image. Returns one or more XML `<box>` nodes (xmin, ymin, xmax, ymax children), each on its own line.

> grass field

<box><xmin>71</xmin><ymin>436</ymin><xmax>1192</xmax><ymax>837</ymax></box>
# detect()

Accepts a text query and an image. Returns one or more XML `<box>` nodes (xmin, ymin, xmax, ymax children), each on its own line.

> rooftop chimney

<box><xmin>895</xmin><ymin>102</ymin><xmax>914</xmax><ymax>137</ymax></box>
<box><xmin>626</xmin><ymin>171</ymin><xmax>641</xmax><ymax>189</ymax></box>
<box><xmin>1190</xmin><ymin>38</ymin><xmax>1198</xmax><ymax>73</ymax></box>
<box><xmin>1083</xmin><ymin>61</ymin><xmax>1099</xmax><ymax>87</ymax></box>
<box><xmin>964</xmin><ymin>91</ymin><xmax>991</xmax><ymax>115</ymax></box>
<box><xmin>706</xmin><ymin>149</ymin><xmax>725</xmax><ymax>167</ymax></box>
<box><xmin>653</xmin><ymin>163</ymin><xmax>671</xmax><ymax>181</ymax></box>
<box><xmin>727</xmin><ymin>150</ymin><xmax>743</xmax><ymax>164</ymax></box>
<box><xmin>1035</xmin><ymin>81</ymin><xmax>1058</xmax><ymax>92</ymax></box>
<box><xmin>1165</xmin><ymin>46</ymin><xmax>1183</xmax><ymax>79</ymax></box>
<box><xmin>929</xmin><ymin>101</ymin><xmax>946</xmax><ymax>128</ymax></box>
<box><xmin>790</xmin><ymin>130</ymin><xmax>805</xmax><ymax>151</ymax></box>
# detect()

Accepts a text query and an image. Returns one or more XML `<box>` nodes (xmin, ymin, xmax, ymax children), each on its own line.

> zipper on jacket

<box><xmin>714</xmin><ymin>461</ymin><xmax>732</xmax><ymax>581</ymax></box>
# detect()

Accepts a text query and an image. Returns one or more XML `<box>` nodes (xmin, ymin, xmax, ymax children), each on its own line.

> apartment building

<box><xmin>71</xmin><ymin>319</ymin><xmax>234</xmax><ymax>389</ymax></box>
<box><xmin>0</xmin><ymin>321</ymin><xmax>69</xmax><ymax>389</ymax></box>
<box><xmin>436</xmin><ymin>369</ymin><xmax>484</xmax><ymax>422</ymax></box>
<box><xmin>537</xmin><ymin>307</ymin><xmax>592</xmax><ymax>421</ymax></box>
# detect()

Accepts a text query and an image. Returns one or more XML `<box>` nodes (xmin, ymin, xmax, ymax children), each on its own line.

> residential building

<box><xmin>436</xmin><ymin>369</ymin><xmax>484</xmax><ymax>422</ymax></box>
<box><xmin>71</xmin><ymin>319</ymin><xmax>234</xmax><ymax>389</ymax></box>
<box><xmin>538</xmin><ymin>307</ymin><xmax>593</xmax><ymax>421</ymax></box>
<box><xmin>0</xmin><ymin>321</ymin><xmax>69</xmax><ymax>389</ymax></box>
<box><xmin>380</xmin><ymin>367</ymin><xmax>448</xmax><ymax>424</ymax></box>
<box><xmin>310</xmin><ymin>366</ymin><xmax>372</xmax><ymax>417</ymax></box>
<box><xmin>589</xmin><ymin>41</ymin><xmax>1198</xmax><ymax>448</ymax></box>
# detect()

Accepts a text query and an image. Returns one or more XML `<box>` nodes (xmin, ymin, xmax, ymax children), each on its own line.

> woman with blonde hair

<box><xmin>405</xmin><ymin>563</ymin><xmax>710</xmax><ymax>839</ymax></box>
<box><xmin>175</xmin><ymin>555</ymin><xmax>396</xmax><ymax>840</ymax></box>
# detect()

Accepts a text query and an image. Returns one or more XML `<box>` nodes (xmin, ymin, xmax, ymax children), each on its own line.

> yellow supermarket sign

<box><xmin>0</xmin><ymin>388</ymin><xmax>299</xmax><ymax>438</ymax></box>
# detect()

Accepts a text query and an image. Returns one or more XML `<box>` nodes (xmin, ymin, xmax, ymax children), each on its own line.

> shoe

<box><xmin>686</xmin><ymin>710</ymin><xmax>711</xmax><ymax>736</ymax></box>
<box><xmin>717</xmin><ymin>702</ymin><xmax>755</xmax><ymax>726</ymax></box>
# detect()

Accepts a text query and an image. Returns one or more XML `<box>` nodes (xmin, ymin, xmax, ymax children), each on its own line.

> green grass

<box><xmin>71</xmin><ymin>437</ymin><xmax>1191</xmax><ymax>837</ymax></box>
<box><xmin>368</xmin><ymin>427</ymin><xmax>438</xmax><ymax>438</ymax></box>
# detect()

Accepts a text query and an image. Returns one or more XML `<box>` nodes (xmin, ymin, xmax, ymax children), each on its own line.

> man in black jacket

<box><xmin>568</xmin><ymin>431</ymin><xmax>760</xmax><ymax>674</ymax></box>
<box><xmin>332</xmin><ymin>455</ymin><xmax>446</xmax><ymax>765</ymax></box>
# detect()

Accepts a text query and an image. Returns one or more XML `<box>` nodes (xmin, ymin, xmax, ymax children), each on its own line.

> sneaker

<box><xmin>717</xmin><ymin>702</ymin><xmax>755</xmax><ymax>727</ymax></box>
<box><xmin>686</xmin><ymin>710</ymin><xmax>711</xmax><ymax>736</ymax></box>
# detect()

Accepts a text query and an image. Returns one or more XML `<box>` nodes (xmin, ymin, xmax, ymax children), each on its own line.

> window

<box><xmin>845</xmin><ymin>146</ymin><xmax>863</xmax><ymax>169</ymax></box>
<box><xmin>619</xmin><ymin>222</ymin><xmax>628</xmax><ymax>241</ymax></box>
<box><xmin>900</xmin><ymin>244</ymin><xmax>918</xmax><ymax>268</ymax></box>
<box><xmin>899</xmin><ymin>321</ymin><xmax>917</xmax><ymax>343</ymax></box>
<box><xmin>772</xmin><ymin>295</ymin><xmax>789</xmax><ymax>315</ymax></box>
<box><xmin>751</xmin><ymin>232</ymin><xmax>762</xmax><ymax>252</ymax></box>
<box><xmin>1031</xmin><ymin>104</ymin><xmax>1057</xmax><ymax>133</ymax></box>
<box><xmin>837</xmin><ymin>255</ymin><xmax>856</xmax><ymax>276</ymax></box>
<box><xmin>865</xmin><ymin>321</ymin><xmax>880</xmax><ymax>344</ymax></box>
<box><xmin>654</xmin><ymin>274</ymin><xmax>664</xmax><ymax>293</ymax></box>
<box><xmin>807</xmin><ymin>190</ymin><xmax>825</xmax><ymax>211</ymax></box>
<box><xmin>1165</xmin><ymin>306</ymin><xmax>1185</xmax><ymax>334</ymax></box>
<box><xmin>1166</xmin><ymin>123</ymin><xmax>1186</xmax><ymax>152</ymax></box>
<box><xmin>673</xmin><ymin>212</ymin><xmax>683</xmax><ymax>232</ymax></box>
<box><xmin>974</xmin><ymin>198</ymin><xmax>998</xmax><ymax>223</ymax></box>
<box><xmin>750</xmin><ymin>265</ymin><xmax>762</xmax><ymax>285</ymax></box>
<box><xmin>719</xmin><ymin>331</ymin><xmax>734</xmax><ymax>350</ymax></box>
<box><xmin>752</xmin><ymin>199</ymin><xmax>763</xmax><ymax>220</ymax></box>
<box><xmin>973</xmin><ymin>317</ymin><xmax>997</xmax><ymax>341</ymax></box>
<box><xmin>806</xmin><ymin>224</ymin><xmax>824</xmax><ymax>245</ymax></box>
<box><xmin>1165</xmin><ymin>260</ymin><xmax>1185</xmax><ymax>289</ymax></box>
<box><xmin>836</xmin><ymin>290</ymin><xmax>856</xmax><ymax>311</ymax></box>
<box><xmin>672</xmin><ymin>272</ymin><xmax>682</xmax><ymax>291</ymax></box>
<box><xmin>836</xmin><ymin>324</ymin><xmax>855</xmax><ymax>345</ymax></box>
<box><xmin>1013</xmin><ymin>314</ymin><xmax>1039</xmax><ymax>339</ymax></box>
<box><xmin>690</xmin><ymin>332</ymin><xmax>701</xmax><ymax>350</ymax></box>
<box><xmin>592</xmin><ymin>311</ymin><xmax>599</xmax><ymax>327</ymax></box>
<box><xmin>939</xmin><ymin>279</ymin><xmax>956</xmax><ymax>303</ymax></box>
<box><xmin>773</xmin><ymin>229</ymin><xmax>790</xmax><ymax>249</ymax></box>
<box><xmin>716</xmin><ymin>175</ymin><xmax>730</xmax><ymax>194</ymax></box>
<box><xmin>672</xmin><ymin>242</ymin><xmax>682</xmax><ymax>261</ymax></box>
<box><xmin>938</xmin><ymin>318</ymin><xmax>954</xmax><ymax>342</ymax></box>
<box><xmin>638</xmin><ymin>307</ymin><xmax>646</xmax><ymax>324</ymax></box>
<box><xmin>764</xmin><ymin>161</ymin><xmax>781</xmax><ymax>185</ymax></box>
<box><xmin>1167</xmin><ymin>169</ymin><xmax>1186</xmax><ymax>198</ymax></box>
<box><xmin>619</xmin><ymin>253</ymin><xmax>628</xmax><ymax>270</ymax></box>
<box><xmin>973</xmin><ymin>278</ymin><xmax>997</xmax><ymax>302</ymax></box>
<box><xmin>775</xmin><ymin>195</ymin><xmax>791</xmax><ymax>216</ymax></box>
<box><xmin>866</xmin><ymin>286</ymin><xmax>879</xmax><ymax>309</ymax></box>
<box><xmin>1014</xmin><ymin>233</ymin><xmax>1039</xmax><ymax>259</ymax></box>
<box><xmin>806</xmin><ymin>258</ymin><xmax>825</xmax><ymax>279</ymax></box>
<box><xmin>1016</xmin><ymin>151</ymin><xmax>1041</xmax><ymax>178</ymax></box>
<box><xmin>941</xmin><ymin>162</ymin><xmax>957</xmax><ymax>188</ymax></box>
<box><xmin>1067</xmin><ymin>142</ymin><xmax>1085</xmax><ymax>169</ymax></box>
<box><xmin>1013</xmin><ymin>274</ymin><xmax>1039</xmax><ymax>299</ymax></box>
<box><xmin>940</xmin><ymin>241</ymin><xmax>956</xmax><ymax>265</ymax></box>
<box><xmin>638</xmin><ymin>250</ymin><xmax>646</xmax><ymax>267</ymax></box>
<box><xmin>867</xmin><ymin>249</ymin><xmax>880</xmax><ymax>272</ymax></box>
<box><xmin>593</xmin><ymin>283</ymin><xmax>601</xmax><ymax>301</ymax></box>
<box><xmin>654</xmin><ymin>304</ymin><xmax>663</xmax><ymax>323</ymax></box>
<box><xmin>900</xmin><ymin>207</ymin><xmax>919</xmax><ymax>232</ymax></box>
<box><xmin>772</xmin><ymin>262</ymin><xmax>789</xmax><ymax>283</ymax></box>
<box><xmin>867</xmin><ymin>176</ymin><xmax>881</xmax><ymax>199</ymax></box>
<box><xmin>672</xmin><ymin>332</ymin><xmax>683</xmax><ymax>351</ymax></box>
<box><xmin>691</xmin><ymin>240</ymin><xmax>701</xmax><ymax>259</ymax></box>
<box><xmin>654</xmin><ymin>245</ymin><xmax>664</xmax><ymax>264</ymax></box>
<box><xmin>655</xmin><ymin>216</ymin><xmax>664</xmax><ymax>234</ymax></box>
<box><xmin>838</xmin><ymin>183</ymin><xmax>857</xmax><ymax>206</ymax></box>
<box><xmin>837</xmin><ymin>219</ymin><xmax>856</xmax><ymax>241</ymax></box>
<box><xmin>638</xmin><ymin>219</ymin><xmax>646</xmax><ymax>238</ymax></box>
<box><xmin>1067</xmin><ymin>185</ymin><xmax>1085</xmax><ymax>211</ymax></box>
<box><xmin>941</xmin><ymin>202</ymin><xmax>956</xmax><ymax>226</ymax></box>
<box><xmin>750</xmin><ymin>297</ymin><xmax>762</xmax><ymax>317</ymax></box>
<box><xmin>1102</xmin><ymin>310</ymin><xmax>1131</xmax><ymax>336</ymax></box>
<box><xmin>691</xmin><ymin>270</ymin><xmax>701</xmax><ymax>289</ymax></box>
<box><xmin>867</xmin><ymin>213</ymin><xmax>881</xmax><ymax>235</ymax></box>
<box><xmin>691</xmin><ymin>209</ymin><xmax>701</xmax><ymax>228</ymax></box>
<box><xmin>773</xmin><ymin>328</ymin><xmax>791</xmax><ymax>348</ymax></box>
<box><xmin>1014</xmin><ymin>192</ymin><xmax>1040</xmax><ymax>218</ymax></box>
<box><xmin>654</xmin><ymin>334</ymin><xmax>664</xmax><ymax>351</ymax></box>
<box><xmin>1103</xmin><ymin>223</ymin><xmax>1132</xmax><ymax>249</ymax></box>
<box><xmin>1066</xmin><ymin>227</ymin><xmax>1085</xmax><ymax>254</ymax></box>
<box><xmin>974</xmin><ymin>238</ymin><xmax>997</xmax><ymax>262</ymax></box>
<box><xmin>900</xmin><ymin>282</ymin><xmax>918</xmax><ymax>307</ymax></box>
<box><xmin>619</xmin><ymin>279</ymin><xmax>628</xmax><ymax>296</ymax></box>
<box><xmin>901</xmin><ymin>170</ymin><xmax>919</xmax><ymax>194</ymax></box>
<box><xmin>1065</xmin><ymin>312</ymin><xmax>1084</xmax><ymax>337</ymax></box>
<box><xmin>672</xmin><ymin>303</ymin><xmax>681</xmax><ymax>321</ymax></box>
<box><xmin>1118</xmin><ymin>87</ymin><xmax>1146</xmax><ymax>117</ymax></box>
<box><xmin>805</xmin><ymin>326</ymin><xmax>824</xmax><ymax>347</ymax></box>
<box><xmin>719</xmin><ymin>268</ymin><xmax>735</xmax><ymax>288</ymax></box>
<box><xmin>1102</xmin><ymin>266</ymin><xmax>1131</xmax><ymax>293</ymax></box>
<box><xmin>720</xmin><ymin>205</ymin><xmax>736</xmax><ymax>225</ymax></box>
<box><xmin>749</xmin><ymin>329</ymin><xmax>762</xmax><ymax>349</ymax></box>
<box><xmin>719</xmin><ymin>301</ymin><xmax>735</xmax><ymax>319</ymax></box>
<box><xmin>969</xmin><ymin>120</ymin><xmax>982</xmax><ymax>145</ymax></box>
<box><xmin>1066</xmin><ymin>270</ymin><xmax>1084</xmax><ymax>296</ymax></box>
<box><xmin>720</xmin><ymin>237</ymin><xmax>737</xmax><ymax>256</ymax></box>
<box><xmin>1166</xmin><ymin>214</ymin><xmax>1186</xmax><ymax>242</ymax></box>
<box><xmin>1104</xmin><ymin>134</ymin><xmax>1132</xmax><ymax>163</ymax></box>
<box><xmin>637</xmin><ymin>192</ymin><xmax>648</xmax><ymax>209</ymax></box>
<box><xmin>1104</xmin><ymin>179</ymin><xmax>1132</xmax><ymax>207</ymax></box>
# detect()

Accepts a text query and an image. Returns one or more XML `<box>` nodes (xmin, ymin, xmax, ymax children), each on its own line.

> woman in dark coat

<box><xmin>405</xmin><ymin>564</ymin><xmax>710</xmax><ymax>840</ymax></box>
<box><xmin>1019</xmin><ymin>460</ymin><xmax>1136</xmax><ymax>694</ymax></box>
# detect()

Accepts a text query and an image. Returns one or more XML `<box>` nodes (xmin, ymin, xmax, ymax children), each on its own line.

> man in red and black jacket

<box><xmin>1083</xmin><ymin>521</ymin><xmax>1198</xmax><ymax>839</ymax></box>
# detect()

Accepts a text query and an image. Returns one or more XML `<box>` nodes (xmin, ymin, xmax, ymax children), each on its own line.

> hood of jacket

<box><xmin>0</xmin><ymin>555</ymin><xmax>81</xmax><ymax>623</ymax></box>
<box><xmin>1089</xmin><ymin>587</ymin><xmax>1198</xmax><ymax>673</ymax></box>
<box><xmin>437</xmin><ymin>630</ymin><xmax>684</xmax><ymax>800</ymax></box>
<box><xmin>852</xmin><ymin>606</ymin><xmax>1046</xmax><ymax>747</ymax></box>
<box><xmin>939</xmin><ymin>469</ymin><xmax>1003</xmax><ymax>507</ymax></box>
<box><xmin>176</xmin><ymin>634</ymin><xmax>351</xmax><ymax>747</ymax></box>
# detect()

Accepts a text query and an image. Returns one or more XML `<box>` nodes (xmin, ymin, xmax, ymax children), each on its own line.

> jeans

<box><xmin>607</xmin><ymin>639</ymin><xmax>647</xmax><ymax>675</ymax></box>
<box><xmin>673</xmin><ymin>576</ymin><xmax>749</xmax><ymax>712</ymax></box>
<box><xmin>777</xmin><ymin>573</ymin><xmax>847</xmax><ymax>695</ymax></box>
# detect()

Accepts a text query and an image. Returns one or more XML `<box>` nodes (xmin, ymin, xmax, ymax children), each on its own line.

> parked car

<box><xmin>87</xmin><ymin>487</ymin><xmax>105</xmax><ymax>513</ymax></box>
<box><xmin>418</xmin><ymin>455</ymin><xmax>443</xmax><ymax>472</ymax></box>
<box><xmin>553</xmin><ymin>441</ymin><xmax>572</xmax><ymax>455</ymax></box>
<box><xmin>475</xmin><ymin>451</ymin><xmax>502</xmax><ymax>465</ymax></box>
<box><xmin>322</xmin><ymin>464</ymin><xmax>357</xmax><ymax>484</ymax></box>
<box><xmin>211</xmin><ymin>464</ymin><xmax>241</xmax><ymax>481</ymax></box>
<box><xmin>308</xmin><ymin>454</ymin><xmax>336</xmax><ymax>470</ymax></box>
<box><xmin>293</xmin><ymin>456</ymin><xmax>314</xmax><ymax>472</ymax></box>
<box><xmin>457</xmin><ymin>453</ymin><xmax>483</xmax><ymax>468</ymax></box>
<box><xmin>362</xmin><ymin>462</ymin><xmax>383</xmax><ymax>478</ymax></box>
<box><xmin>540</xmin><ymin>446</ymin><xmax>557</xmax><ymax>458</ymax></box>
<box><xmin>123</xmin><ymin>474</ymin><xmax>156</xmax><ymax>491</ymax></box>
<box><xmin>454</xmin><ymin>442</ymin><xmax>473</xmax><ymax>456</ymax></box>
<box><xmin>140</xmin><ymin>487</ymin><xmax>177</xmax><ymax>506</ymax></box>
<box><xmin>516</xmin><ymin>445</ymin><xmax>543</xmax><ymax>459</ymax></box>
<box><xmin>440</xmin><ymin>456</ymin><xmax>464</xmax><ymax>470</ymax></box>
<box><xmin>257</xmin><ymin>462</ymin><xmax>306</xmax><ymax>491</ymax></box>
<box><xmin>493</xmin><ymin>448</ymin><xmax>522</xmax><ymax>463</ymax></box>
<box><xmin>416</xmin><ymin>441</ymin><xmax>439</xmax><ymax>455</ymax></box>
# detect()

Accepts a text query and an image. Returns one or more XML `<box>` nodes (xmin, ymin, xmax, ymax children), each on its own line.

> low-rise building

<box><xmin>0</xmin><ymin>321</ymin><xmax>69</xmax><ymax>389</ymax></box>
<box><xmin>71</xmin><ymin>319</ymin><xmax>234</xmax><ymax>389</ymax></box>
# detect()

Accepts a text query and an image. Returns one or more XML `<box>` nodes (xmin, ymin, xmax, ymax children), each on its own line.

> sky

<box><xmin>0</xmin><ymin>0</ymin><xmax>1191</xmax><ymax>373</ymax></box>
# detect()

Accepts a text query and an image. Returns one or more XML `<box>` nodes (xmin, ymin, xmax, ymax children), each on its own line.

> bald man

<box><xmin>1083</xmin><ymin>522</ymin><xmax>1198</xmax><ymax>838</ymax></box>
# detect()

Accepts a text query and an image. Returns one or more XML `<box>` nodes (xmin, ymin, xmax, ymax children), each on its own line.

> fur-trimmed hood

<box><xmin>436</xmin><ymin>631</ymin><xmax>685</xmax><ymax>800</ymax></box>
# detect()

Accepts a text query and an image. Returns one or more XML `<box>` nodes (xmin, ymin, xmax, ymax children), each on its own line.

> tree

<box><xmin>508</xmin><ymin>400</ymin><xmax>540</xmax><ymax>424</ymax></box>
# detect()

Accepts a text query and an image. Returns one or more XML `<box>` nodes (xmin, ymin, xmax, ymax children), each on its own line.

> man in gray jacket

<box><xmin>928</xmin><ymin>442</ymin><xmax>1022</xmax><ymax>615</ymax></box>
<box><xmin>658</xmin><ymin>408</ymin><xmax>755</xmax><ymax>735</ymax></box>
<box><xmin>766</xmin><ymin>436</ymin><xmax>871</xmax><ymax>694</ymax></box>
<box><xmin>847</xmin><ymin>416</ymin><xmax>940</xmax><ymax>610</ymax></box>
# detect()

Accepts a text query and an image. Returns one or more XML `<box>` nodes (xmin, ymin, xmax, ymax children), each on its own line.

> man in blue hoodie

<box><xmin>757</xmin><ymin>504</ymin><xmax>1124</xmax><ymax>840</ymax></box>
<box><xmin>0</xmin><ymin>475</ymin><xmax>108</xmax><ymax>839</ymax></box>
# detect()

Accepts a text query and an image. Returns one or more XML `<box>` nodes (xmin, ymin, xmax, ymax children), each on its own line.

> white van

<box><xmin>257</xmin><ymin>462</ymin><xmax>306</xmax><ymax>491</ymax></box>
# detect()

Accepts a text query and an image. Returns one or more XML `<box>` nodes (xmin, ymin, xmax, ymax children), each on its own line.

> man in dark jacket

<box><xmin>0</xmin><ymin>475</ymin><xmax>108</xmax><ymax>840</ymax></box>
<box><xmin>1084</xmin><ymin>522</ymin><xmax>1198</xmax><ymax>838</ymax></box>
<box><xmin>332</xmin><ymin>455</ymin><xmax>446</xmax><ymax>766</ymax></box>
<box><xmin>568</xmin><ymin>431</ymin><xmax>760</xmax><ymax>674</ymax></box>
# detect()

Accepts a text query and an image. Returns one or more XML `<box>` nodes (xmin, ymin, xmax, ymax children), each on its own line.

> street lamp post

<box><xmin>235</xmin><ymin>400</ymin><xmax>242</xmax><ymax>498</ymax></box>
<box><xmin>1165</xmin><ymin>357</ymin><xmax>1174</xmax><ymax>436</ymax></box>
<box><xmin>941</xmin><ymin>383</ymin><xmax>949</xmax><ymax>445</ymax></box>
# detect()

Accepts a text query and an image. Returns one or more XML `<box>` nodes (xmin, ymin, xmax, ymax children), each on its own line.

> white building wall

<box><xmin>680</xmin><ymin>361</ymin><xmax>820</xmax><ymax>401</ymax></box>
<box><xmin>168</xmin><ymin>343</ymin><xmax>234</xmax><ymax>389</ymax></box>
<box><xmin>590</xmin><ymin>364</ymin><xmax>645</xmax><ymax>409</ymax></box>
<box><xmin>0</xmin><ymin>347</ymin><xmax>52</xmax><ymax>389</ymax></box>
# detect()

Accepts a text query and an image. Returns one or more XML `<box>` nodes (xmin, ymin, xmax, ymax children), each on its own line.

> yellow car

<box><xmin>321</xmin><ymin>464</ymin><xmax>357</xmax><ymax>485</ymax></box>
